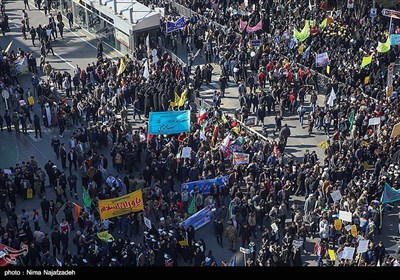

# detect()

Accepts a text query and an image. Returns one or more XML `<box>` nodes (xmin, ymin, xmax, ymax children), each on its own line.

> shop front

<box><xmin>54</xmin><ymin>0</ymin><xmax>160</xmax><ymax>54</ymax></box>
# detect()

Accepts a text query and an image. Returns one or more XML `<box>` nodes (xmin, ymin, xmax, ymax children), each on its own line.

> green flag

<box><xmin>360</xmin><ymin>54</ymin><xmax>373</xmax><ymax>68</ymax></box>
<box><xmin>83</xmin><ymin>186</ymin><xmax>92</xmax><ymax>208</ymax></box>
<box><xmin>188</xmin><ymin>196</ymin><xmax>196</xmax><ymax>214</ymax></box>
<box><xmin>293</xmin><ymin>21</ymin><xmax>310</xmax><ymax>42</ymax></box>
<box><xmin>319</xmin><ymin>18</ymin><xmax>328</xmax><ymax>29</ymax></box>
<box><xmin>348</xmin><ymin>111</ymin><xmax>355</xmax><ymax>133</ymax></box>
<box><xmin>377</xmin><ymin>36</ymin><xmax>391</xmax><ymax>53</ymax></box>
<box><xmin>97</xmin><ymin>231</ymin><xmax>115</xmax><ymax>242</ymax></box>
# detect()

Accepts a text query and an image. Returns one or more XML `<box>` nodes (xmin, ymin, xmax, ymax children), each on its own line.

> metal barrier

<box><xmin>159</xmin><ymin>46</ymin><xmax>185</xmax><ymax>66</ymax></box>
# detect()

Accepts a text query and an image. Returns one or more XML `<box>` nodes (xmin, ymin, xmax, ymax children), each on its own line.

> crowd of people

<box><xmin>1</xmin><ymin>0</ymin><xmax>400</xmax><ymax>267</ymax></box>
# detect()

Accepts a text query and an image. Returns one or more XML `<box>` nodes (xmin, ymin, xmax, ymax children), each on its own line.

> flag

<box><xmin>178</xmin><ymin>89</ymin><xmax>187</xmax><ymax>107</ymax></box>
<box><xmin>170</xmin><ymin>92</ymin><xmax>181</xmax><ymax>107</ymax></box>
<box><xmin>117</xmin><ymin>57</ymin><xmax>126</xmax><ymax>76</ymax></box>
<box><xmin>319</xmin><ymin>18</ymin><xmax>328</xmax><ymax>29</ymax></box>
<box><xmin>97</xmin><ymin>230</ymin><xmax>115</xmax><ymax>242</ymax></box>
<box><xmin>364</xmin><ymin>76</ymin><xmax>370</xmax><ymax>84</ymax></box>
<box><xmin>166</xmin><ymin>17</ymin><xmax>186</xmax><ymax>33</ymax></box>
<box><xmin>348</xmin><ymin>111</ymin><xmax>355</xmax><ymax>132</ymax></box>
<box><xmin>146</xmin><ymin>34</ymin><xmax>150</xmax><ymax>55</ymax></box>
<box><xmin>143</xmin><ymin>59</ymin><xmax>150</xmax><ymax>79</ymax></box>
<box><xmin>326</xmin><ymin>65</ymin><xmax>330</xmax><ymax>74</ymax></box>
<box><xmin>198</xmin><ymin>108</ymin><xmax>208</xmax><ymax>125</ymax></box>
<box><xmin>221</xmin><ymin>114</ymin><xmax>228</xmax><ymax>124</ymax></box>
<box><xmin>200</xmin><ymin>120</ymin><xmax>207</xmax><ymax>140</ymax></box>
<box><xmin>4</xmin><ymin>41</ymin><xmax>13</xmax><ymax>53</ymax></box>
<box><xmin>317</xmin><ymin>140</ymin><xmax>329</xmax><ymax>149</ymax></box>
<box><xmin>360</xmin><ymin>54</ymin><xmax>373</xmax><ymax>68</ymax></box>
<box><xmin>83</xmin><ymin>187</ymin><xmax>92</xmax><ymax>208</ymax></box>
<box><xmin>246</xmin><ymin>20</ymin><xmax>263</xmax><ymax>33</ymax></box>
<box><xmin>327</xmin><ymin>88</ymin><xmax>336</xmax><ymax>107</ymax></box>
<box><xmin>381</xmin><ymin>183</ymin><xmax>400</xmax><ymax>203</ymax></box>
<box><xmin>188</xmin><ymin>196</ymin><xmax>196</xmax><ymax>214</ymax></box>
<box><xmin>302</xmin><ymin>46</ymin><xmax>311</xmax><ymax>60</ymax></box>
<box><xmin>230</xmin><ymin>255</ymin><xmax>237</xmax><ymax>267</ymax></box>
<box><xmin>294</xmin><ymin>21</ymin><xmax>310</xmax><ymax>42</ymax></box>
<box><xmin>377</xmin><ymin>36</ymin><xmax>391</xmax><ymax>53</ymax></box>
<box><xmin>327</xmin><ymin>17</ymin><xmax>333</xmax><ymax>25</ymax></box>
<box><xmin>73</xmin><ymin>203</ymin><xmax>81</xmax><ymax>224</ymax></box>
<box><xmin>231</xmin><ymin>124</ymin><xmax>241</xmax><ymax>135</ymax></box>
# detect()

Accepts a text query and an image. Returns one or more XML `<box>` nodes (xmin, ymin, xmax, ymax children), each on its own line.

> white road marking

<box><xmin>53</xmin><ymin>51</ymin><xmax>75</xmax><ymax>69</ymax></box>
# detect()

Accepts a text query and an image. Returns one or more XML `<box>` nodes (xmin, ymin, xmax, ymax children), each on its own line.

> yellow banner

<box><xmin>98</xmin><ymin>189</ymin><xmax>144</xmax><ymax>220</ymax></box>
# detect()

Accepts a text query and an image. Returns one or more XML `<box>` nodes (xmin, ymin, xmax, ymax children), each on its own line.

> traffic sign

<box><xmin>382</xmin><ymin>8</ymin><xmax>400</xmax><ymax>19</ymax></box>
<box><xmin>370</xmin><ymin>8</ymin><xmax>377</xmax><ymax>18</ymax></box>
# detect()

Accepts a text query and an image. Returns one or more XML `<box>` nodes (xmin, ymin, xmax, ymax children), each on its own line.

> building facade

<box><xmin>51</xmin><ymin>0</ymin><xmax>160</xmax><ymax>54</ymax></box>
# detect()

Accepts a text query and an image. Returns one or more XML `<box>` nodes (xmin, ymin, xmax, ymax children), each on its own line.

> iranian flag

<box><xmin>198</xmin><ymin>108</ymin><xmax>208</xmax><ymax>125</ymax></box>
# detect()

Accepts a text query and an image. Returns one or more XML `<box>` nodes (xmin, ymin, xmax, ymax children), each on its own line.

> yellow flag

<box><xmin>326</xmin><ymin>65</ymin><xmax>330</xmax><ymax>74</ymax></box>
<box><xmin>328</xmin><ymin>249</ymin><xmax>336</xmax><ymax>261</ymax></box>
<box><xmin>364</xmin><ymin>76</ymin><xmax>370</xmax><ymax>84</ymax></box>
<box><xmin>360</xmin><ymin>54</ymin><xmax>373</xmax><ymax>68</ymax></box>
<box><xmin>170</xmin><ymin>92</ymin><xmax>180</xmax><ymax>107</ymax></box>
<box><xmin>178</xmin><ymin>89</ymin><xmax>187</xmax><ymax>107</ymax></box>
<box><xmin>231</xmin><ymin>125</ymin><xmax>241</xmax><ymax>135</ymax></box>
<box><xmin>361</xmin><ymin>161</ymin><xmax>369</xmax><ymax>169</ymax></box>
<box><xmin>317</xmin><ymin>140</ymin><xmax>329</xmax><ymax>149</ymax></box>
<box><xmin>117</xmin><ymin>57</ymin><xmax>127</xmax><ymax>76</ymax></box>
<box><xmin>298</xmin><ymin>45</ymin><xmax>305</xmax><ymax>54</ymax></box>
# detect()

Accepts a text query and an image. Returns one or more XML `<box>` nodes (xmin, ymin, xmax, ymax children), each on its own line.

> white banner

<box><xmin>339</xmin><ymin>210</ymin><xmax>352</xmax><ymax>222</ymax></box>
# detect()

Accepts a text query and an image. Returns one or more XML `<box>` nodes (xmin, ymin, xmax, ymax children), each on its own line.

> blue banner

<box><xmin>181</xmin><ymin>176</ymin><xmax>229</xmax><ymax>194</ymax></box>
<box><xmin>390</xmin><ymin>34</ymin><xmax>400</xmax><ymax>46</ymax></box>
<box><xmin>381</xmin><ymin>183</ymin><xmax>400</xmax><ymax>203</ymax></box>
<box><xmin>149</xmin><ymin>110</ymin><xmax>190</xmax><ymax>135</ymax></box>
<box><xmin>166</xmin><ymin>17</ymin><xmax>186</xmax><ymax>33</ymax></box>
<box><xmin>182</xmin><ymin>204</ymin><xmax>215</xmax><ymax>230</ymax></box>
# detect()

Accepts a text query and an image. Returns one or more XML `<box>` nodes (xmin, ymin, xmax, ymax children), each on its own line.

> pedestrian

<box><xmin>29</xmin><ymin>26</ymin><xmax>36</xmax><ymax>46</ymax></box>
<box><xmin>41</xmin><ymin>197</ymin><xmax>50</xmax><ymax>224</ymax></box>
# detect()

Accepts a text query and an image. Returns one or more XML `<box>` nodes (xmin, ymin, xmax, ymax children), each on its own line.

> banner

<box><xmin>357</xmin><ymin>239</ymin><xmax>369</xmax><ymax>254</ymax></box>
<box><xmin>98</xmin><ymin>189</ymin><xmax>144</xmax><ymax>220</ymax></box>
<box><xmin>380</xmin><ymin>182</ymin><xmax>400</xmax><ymax>203</ymax></box>
<box><xmin>148</xmin><ymin>110</ymin><xmax>190</xmax><ymax>135</ymax></box>
<box><xmin>390</xmin><ymin>34</ymin><xmax>400</xmax><ymax>45</ymax></box>
<box><xmin>232</xmin><ymin>152</ymin><xmax>250</xmax><ymax>165</ymax></box>
<box><xmin>181</xmin><ymin>176</ymin><xmax>229</xmax><ymax>194</ymax></box>
<box><xmin>166</xmin><ymin>17</ymin><xmax>185</xmax><ymax>33</ymax></box>
<box><xmin>339</xmin><ymin>210</ymin><xmax>352</xmax><ymax>222</ymax></box>
<box><xmin>316</xmin><ymin>52</ymin><xmax>330</xmax><ymax>67</ymax></box>
<box><xmin>181</xmin><ymin>204</ymin><xmax>215</xmax><ymax>230</ymax></box>
<box><xmin>0</xmin><ymin>243</ymin><xmax>28</xmax><ymax>267</ymax></box>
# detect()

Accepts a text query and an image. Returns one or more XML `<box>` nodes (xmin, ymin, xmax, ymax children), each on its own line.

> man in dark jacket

<box><xmin>33</xmin><ymin>114</ymin><xmax>42</xmax><ymax>138</ymax></box>
<box><xmin>41</xmin><ymin>197</ymin><xmax>50</xmax><ymax>224</ymax></box>
<box><xmin>51</xmin><ymin>227</ymin><xmax>61</xmax><ymax>257</ymax></box>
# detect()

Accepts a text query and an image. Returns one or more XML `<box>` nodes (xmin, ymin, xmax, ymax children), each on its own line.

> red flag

<box><xmin>73</xmin><ymin>203</ymin><xmax>82</xmax><ymax>224</ymax></box>
<box><xmin>0</xmin><ymin>243</ymin><xmax>28</xmax><ymax>266</ymax></box>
